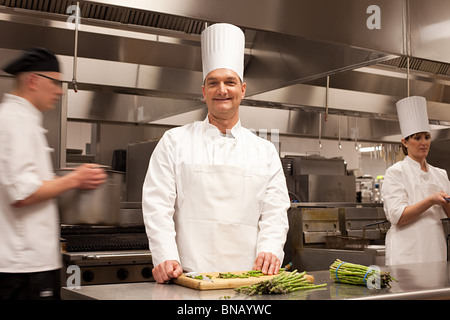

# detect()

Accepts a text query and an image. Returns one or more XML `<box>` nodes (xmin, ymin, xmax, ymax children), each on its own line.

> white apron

<box><xmin>385</xmin><ymin>160</ymin><xmax>447</xmax><ymax>265</ymax></box>
<box><xmin>173</xmin><ymin>125</ymin><xmax>264</xmax><ymax>273</ymax></box>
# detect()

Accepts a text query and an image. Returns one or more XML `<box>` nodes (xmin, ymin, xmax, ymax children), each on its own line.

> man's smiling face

<box><xmin>202</xmin><ymin>68</ymin><xmax>246</xmax><ymax>120</ymax></box>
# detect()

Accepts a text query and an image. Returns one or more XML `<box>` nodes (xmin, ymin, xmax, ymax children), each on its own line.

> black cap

<box><xmin>3</xmin><ymin>48</ymin><xmax>60</xmax><ymax>75</ymax></box>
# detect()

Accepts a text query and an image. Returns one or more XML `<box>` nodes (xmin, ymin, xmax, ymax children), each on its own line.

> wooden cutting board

<box><xmin>173</xmin><ymin>271</ymin><xmax>315</xmax><ymax>291</ymax></box>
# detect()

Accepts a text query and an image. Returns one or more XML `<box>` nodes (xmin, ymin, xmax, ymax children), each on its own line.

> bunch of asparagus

<box><xmin>329</xmin><ymin>259</ymin><xmax>397</xmax><ymax>288</ymax></box>
<box><xmin>234</xmin><ymin>270</ymin><xmax>326</xmax><ymax>295</ymax></box>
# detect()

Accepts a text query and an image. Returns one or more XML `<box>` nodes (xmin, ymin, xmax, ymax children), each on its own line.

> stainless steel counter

<box><xmin>61</xmin><ymin>261</ymin><xmax>450</xmax><ymax>300</ymax></box>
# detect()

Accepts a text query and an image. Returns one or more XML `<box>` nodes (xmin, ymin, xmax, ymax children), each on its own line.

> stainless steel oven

<box><xmin>61</xmin><ymin>225</ymin><xmax>154</xmax><ymax>286</ymax></box>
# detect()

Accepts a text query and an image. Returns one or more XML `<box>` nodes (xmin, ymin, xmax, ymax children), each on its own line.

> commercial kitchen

<box><xmin>1</xmin><ymin>0</ymin><xmax>450</xmax><ymax>301</ymax></box>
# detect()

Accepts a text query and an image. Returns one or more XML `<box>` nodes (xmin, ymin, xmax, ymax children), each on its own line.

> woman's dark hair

<box><xmin>401</xmin><ymin>135</ymin><xmax>411</xmax><ymax>155</ymax></box>
<box><xmin>401</xmin><ymin>132</ymin><xmax>431</xmax><ymax>155</ymax></box>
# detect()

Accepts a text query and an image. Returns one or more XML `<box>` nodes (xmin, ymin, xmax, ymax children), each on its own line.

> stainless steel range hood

<box><xmin>1</xmin><ymin>0</ymin><xmax>450</xmax><ymax>143</ymax></box>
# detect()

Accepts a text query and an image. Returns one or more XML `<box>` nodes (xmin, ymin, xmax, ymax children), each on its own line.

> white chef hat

<box><xmin>201</xmin><ymin>23</ymin><xmax>245</xmax><ymax>81</ymax></box>
<box><xmin>396</xmin><ymin>96</ymin><xmax>430</xmax><ymax>138</ymax></box>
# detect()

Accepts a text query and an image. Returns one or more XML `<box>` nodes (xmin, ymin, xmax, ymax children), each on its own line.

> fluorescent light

<box><xmin>359</xmin><ymin>146</ymin><xmax>382</xmax><ymax>153</ymax></box>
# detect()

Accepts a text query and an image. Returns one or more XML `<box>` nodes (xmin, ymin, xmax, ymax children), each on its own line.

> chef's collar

<box><xmin>405</xmin><ymin>155</ymin><xmax>429</xmax><ymax>172</ymax></box>
<box><xmin>202</xmin><ymin>115</ymin><xmax>241</xmax><ymax>139</ymax></box>
<box><xmin>3</xmin><ymin>93</ymin><xmax>44</xmax><ymax>124</ymax></box>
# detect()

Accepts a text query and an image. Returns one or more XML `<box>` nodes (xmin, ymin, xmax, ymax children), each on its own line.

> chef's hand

<box><xmin>153</xmin><ymin>260</ymin><xmax>183</xmax><ymax>284</ymax></box>
<box><xmin>71</xmin><ymin>164</ymin><xmax>107</xmax><ymax>190</ymax></box>
<box><xmin>428</xmin><ymin>191</ymin><xmax>450</xmax><ymax>206</ymax></box>
<box><xmin>253</xmin><ymin>252</ymin><xmax>281</xmax><ymax>275</ymax></box>
<box><xmin>12</xmin><ymin>164</ymin><xmax>107</xmax><ymax>208</ymax></box>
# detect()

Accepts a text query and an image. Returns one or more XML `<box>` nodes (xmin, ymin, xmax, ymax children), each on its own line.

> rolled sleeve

<box><xmin>3</xmin><ymin>173</ymin><xmax>42</xmax><ymax>204</ymax></box>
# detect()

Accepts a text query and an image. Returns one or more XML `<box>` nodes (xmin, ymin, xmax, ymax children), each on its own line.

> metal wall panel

<box><xmin>87</xmin><ymin>0</ymin><xmax>405</xmax><ymax>54</ymax></box>
<box><xmin>409</xmin><ymin>0</ymin><xmax>450</xmax><ymax>64</ymax></box>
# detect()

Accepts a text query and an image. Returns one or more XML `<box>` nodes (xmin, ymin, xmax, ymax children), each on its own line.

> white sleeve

<box><xmin>256</xmin><ymin>142</ymin><xmax>290</xmax><ymax>262</ymax></box>
<box><xmin>0</xmin><ymin>114</ymin><xmax>42</xmax><ymax>204</ymax></box>
<box><xmin>142</xmin><ymin>130</ymin><xmax>180</xmax><ymax>266</ymax></box>
<box><xmin>381</xmin><ymin>164</ymin><xmax>408</xmax><ymax>225</ymax></box>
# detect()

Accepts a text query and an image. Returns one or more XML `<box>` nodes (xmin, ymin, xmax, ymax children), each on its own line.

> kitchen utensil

<box><xmin>185</xmin><ymin>272</ymin><xmax>213</xmax><ymax>282</ymax></box>
<box><xmin>362</xmin><ymin>219</ymin><xmax>389</xmax><ymax>239</ymax></box>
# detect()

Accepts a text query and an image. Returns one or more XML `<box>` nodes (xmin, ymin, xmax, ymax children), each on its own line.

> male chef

<box><xmin>142</xmin><ymin>23</ymin><xmax>290</xmax><ymax>284</ymax></box>
<box><xmin>0</xmin><ymin>48</ymin><xmax>106</xmax><ymax>299</ymax></box>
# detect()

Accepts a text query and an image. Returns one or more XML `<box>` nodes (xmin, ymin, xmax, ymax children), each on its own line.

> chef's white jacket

<box><xmin>0</xmin><ymin>94</ymin><xmax>61</xmax><ymax>273</ymax></box>
<box><xmin>142</xmin><ymin>117</ymin><xmax>290</xmax><ymax>270</ymax></box>
<box><xmin>382</xmin><ymin>156</ymin><xmax>450</xmax><ymax>265</ymax></box>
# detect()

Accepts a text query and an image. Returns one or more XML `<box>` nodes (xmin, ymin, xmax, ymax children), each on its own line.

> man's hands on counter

<box><xmin>153</xmin><ymin>260</ymin><xmax>183</xmax><ymax>284</ymax></box>
<box><xmin>154</xmin><ymin>252</ymin><xmax>280</xmax><ymax>284</ymax></box>
<box><xmin>253</xmin><ymin>252</ymin><xmax>281</xmax><ymax>275</ymax></box>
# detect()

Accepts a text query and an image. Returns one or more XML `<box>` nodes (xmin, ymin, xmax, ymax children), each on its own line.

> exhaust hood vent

<box><xmin>0</xmin><ymin>0</ymin><xmax>208</xmax><ymax>34</ymax></box>
<box><xmin>380</xmin><ymin>56</ymin><xmax>450</xmax><ymax>77</ymax></box>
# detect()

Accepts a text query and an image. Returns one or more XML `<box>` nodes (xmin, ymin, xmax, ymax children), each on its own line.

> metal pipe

<box><xmin>318</xmin><ymin>112</ymin><xmax>323</xmax><ymax>149</ymax></box>
<box><xmin>407</xmin><ymin>56</ymin><xmax>410</xmax><ymax>97</ymax></box>
<box><xmin>72</xmin><ymin>2</ymin><xmax>80</xmax><ymax>93</ymax></box>
<box><xmin>338</xmin><ymin>115</ymin><xmax>342</xmax><ymax>150</ymax></box>
<box><xmin>325</xmin><ymin>76</ymin><xmax>329</xmax><ymax>121</ymax></box>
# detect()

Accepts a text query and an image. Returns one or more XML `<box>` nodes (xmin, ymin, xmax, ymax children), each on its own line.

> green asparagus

<box><xmin>329</xmin><ymin>259</ymin><xmax>397</xmax><ymax>288</ymax></box>
<box><xmin>217</xmin><ymin>269</ymin><xmax>284</xmax><ymax>279</ymax></box>
<box><xmin>234</xmin><ymin>270</ymin><xmax>327</xmax><ymax>295</ymax></box>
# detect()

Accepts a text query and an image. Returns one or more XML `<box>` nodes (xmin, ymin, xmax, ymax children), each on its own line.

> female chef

<box><xmin>382</xmin><ymin>96</ymin><xmax>450</xmax><ymax>265</ymax></box>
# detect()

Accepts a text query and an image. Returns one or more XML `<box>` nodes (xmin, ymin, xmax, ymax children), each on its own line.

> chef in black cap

<box><xmin>0</xmin><ymin>48</ymin><xmax>106</xmax><ymax>300</ymax></box>
<box><xmin>4</xmin><ymin>48</ymin><xmax>62</xmax><ymax>111</ymax></box>
<box><xmin>4</xmin><ymin>47</ymin><xmax>60</xmax><ymax>74</ymax></box>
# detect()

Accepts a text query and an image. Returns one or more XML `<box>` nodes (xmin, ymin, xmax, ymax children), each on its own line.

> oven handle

<box><xmin>82</xmin><ymin>252</ymin><xmax>151</xmax><ymax>260</ymax></box>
